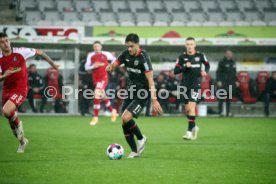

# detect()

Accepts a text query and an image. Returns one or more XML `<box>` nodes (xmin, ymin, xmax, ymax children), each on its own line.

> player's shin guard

<box><xmin>103</xmin><ymin>98</ymin><xmax>113</xmax><ymax>112</ymax></box>
<box><xmin>128</xmin><ymin>119</ymin><xmax>143</xmax><ymax>140</ymax></box>
<box><xmin>122</xmin><ymin>123</ymin><xmax>137</xmax><ymax>152</ymax></box>
<box><xmin>8</xmin><ymin>121</ymin><xmax>18</xmax><ymax>138</ymax></box>
<box><xmin>5</xmin><ymin>111</ymin><xmax>24</xmax><ymax>140</ymax></box>
<box><xmin>4</xmin><ymin>111</ymin><xmax>20</xmax><ymax>126</ymax></box>
<box><xmin>93</xmin><ymin>98</ymin><xmax>101</xmax><ymax>117</ymax></box>
<box><xmin>187</xmin><ymin>115</ymin><xmax>196</xmax><ymax>131</ymax></box>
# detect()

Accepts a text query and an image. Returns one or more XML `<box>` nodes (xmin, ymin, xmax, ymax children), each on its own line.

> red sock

<box><xmin>7</xmin><ymin>111</ymin><xmax>20</xmax><ymax>126</ymax></box>
<box><xmin>93</xmin><ymin>98</ymin><xmax>101</xmax><ymax>117</ymax></box>
<box><xmin>103</xmin><ymin>98</ymin><xmax>113</xmax><ymax>112</ymax></box>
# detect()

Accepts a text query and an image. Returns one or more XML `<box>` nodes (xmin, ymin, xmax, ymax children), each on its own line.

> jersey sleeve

<box><xmin>85</xmin><ymin>52</ymin><xmax>94</xmax><ymax>71</ymax></box>
<box><xmin>201</xmin><ymin>53</ymin><xmax>210</xmax><ymax>72</ymax></box>
<box><xmin>174</xmin><ymin>55</ymin><xmax>186</xmax><ymax>74</ymax></box>
<box><xmin>115</xmin><ymin>50</ymin><xmax>126</xmax><ymax>65</ymax></box>
<box><xmin>141</xmin><ymin>52</ymin><xmax>153</xmax><ymax>73</ymax></box>
<box><xmin>14</xmin><ymin>47</ymin><xmax>36</xmax><ymax>60</ymax></box>
<box><xmin>103</xmin><ymin>51</ymin><xmax>116</xmax><ymax>63</ymax></box>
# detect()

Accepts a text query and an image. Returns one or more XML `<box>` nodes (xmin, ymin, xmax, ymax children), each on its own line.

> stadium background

<box><xmin>1</xmin><ymin>0</ymin><xmax>276</xmax><ymax>116</ymax></box>
<box><xmin>0</xmin><ymin>0</ymin><xmax>276</xmax><ymax>184</ymax></box>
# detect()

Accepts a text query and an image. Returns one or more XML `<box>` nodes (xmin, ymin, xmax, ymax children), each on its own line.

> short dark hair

<box><xmin>125</xmin><ymin>33</ymin><xmax>139</xmax><ymax>43</ymax></box>
<box><xmin>186</xmin><ymin>37</ymin><xmax>195</xmax><ymax>41</ymax></box>
<box><xmin>93</xmin><ymin>41</ymin><xmax>101</xmax><ymax>45</ymax></box>
<box><xmin>0</xmin><ymin>32</ymin><xmax>8</xmax><ymax>38</ymax></box>
<box><xmin>29</xmin><ymin>64</ymin><xmax>36</xmax><ymax>69</ymax></box>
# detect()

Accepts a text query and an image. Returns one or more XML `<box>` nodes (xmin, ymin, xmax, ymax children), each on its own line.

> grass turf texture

<box><xmin>0</xmin><ymin>116</ymin><xmax>275</xmax><ymax>184</ymax></box>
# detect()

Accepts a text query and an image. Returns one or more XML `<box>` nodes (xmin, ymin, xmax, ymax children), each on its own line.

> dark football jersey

<box><xmin>174</xmin><ymin>51</ymin><xmax>210</xmax><ymax>86</ymax></box>
<box><xmin>216</xmin><ymin>58</ymin><xmax>236</xmax><ymax>85</ymax></box>
<box><xmin>116</xmin><ymin>49</ymin><xmax>153</xmax><ymax>90</ymax></box>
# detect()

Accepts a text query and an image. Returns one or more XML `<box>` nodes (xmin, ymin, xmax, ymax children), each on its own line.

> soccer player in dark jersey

<box><xmin>0</xmin><ymin>32</ymin><xmax>59</xmax><ymax>153</ymax></box>
<box><xmin>106</xmin><ymin>33</ymin><xmax>163</xmax><ymax>158</ymax></box>
<box><xmin>174</xmin><ymin>37</ymin><xmax>210</xmax><ymax>140</ymax></box>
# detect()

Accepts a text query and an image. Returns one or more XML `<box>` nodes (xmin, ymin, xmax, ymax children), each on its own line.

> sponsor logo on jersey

<box><xmin>126</xmin><ymin>59</ymin><xmax>129</xmax><ymax>62</ymax></box>
<box><xmin>126</xmin><ymin>67</ymin><xmax>141</xmax><ymax>73</ymax></box>
<box><xmin>195</xmin><ymin>57</ymin><xmax>200</xmax><ymax>62</ymax></box>
<box><xmin>184</xmin><ymin>58</ymin><xmax>188</xmax><ymax>61</ymax></box>
<box><xmin>191</xmin><ymin>64</ymin><xmax>201</xmax><ymax>68</ymax></box>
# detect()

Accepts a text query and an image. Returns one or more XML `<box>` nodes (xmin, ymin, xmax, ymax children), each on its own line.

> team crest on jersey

<box><xmin>134</xmin><ymin>59</ymin><xmax>139</xmax><ymax>66</ymax></box>
<box><xmin>195</xmin><ymin>57</ymin><xmax>200</xmax><ymax>62</ymax></box>
<box><xmin>13</xmin><ymin>56</ymin><xmax>18</xmax><ymax>62</ymax></box>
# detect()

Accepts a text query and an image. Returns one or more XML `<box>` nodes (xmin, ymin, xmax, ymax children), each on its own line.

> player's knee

<box><xmin>121</xmin><ymin>116</ymin><xmax>129</xmax><ymax>124</ymax></box>
<box><xmin>95</xmin><ymin>89</ymin><xmax>105</xmax><ymax>99</ymax></box>
<box><xmin>185</xmin><ymin>106</ymin><xmax>190</xmax><ymax>114</ymax></box>
<box><xmin>122</xmin><ymin>114</ymin><xmax>131</xmax><ymax>124</ymax></box>
<box><xmin>188</xmin><ymin>107</ymin><xmax>196</xmax><ymax>115</ymax></box>
<box><xmin>2</xmin><ymin>108</ymin><xmax>10</xmax><ymax>117</ymax></box>
<box><xmin>190</xmin><ymin>110</ymin><xmax>196</xmax><ymax>116</ymax></box>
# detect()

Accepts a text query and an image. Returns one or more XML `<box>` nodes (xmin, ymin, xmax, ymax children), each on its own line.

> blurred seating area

<box><xmin>151</xmin><ymin>70</ymin><xmax>276</xmax><ymax>116</ymax></box>
<box><xmin>13</xmin><ymin>0</ymin><xmax>276</xmax><ymax>26</ymax></box>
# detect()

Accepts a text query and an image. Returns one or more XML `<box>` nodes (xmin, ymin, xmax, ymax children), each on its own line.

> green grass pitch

<box><xmin>0</xmin><ymin>116</ymin><xmax>275</xmax><ymax>184</ymax></box>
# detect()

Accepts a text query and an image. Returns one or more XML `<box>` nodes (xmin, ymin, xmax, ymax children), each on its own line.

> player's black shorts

<box><xmin>181</xmin><ymin>83</ymin><xmax>201</xmax><ymax>104</ymax></box>
<box><xmin>121</xmin><ymin>97</ymin><xmax>149</xmax><ymax>118</ymax></box>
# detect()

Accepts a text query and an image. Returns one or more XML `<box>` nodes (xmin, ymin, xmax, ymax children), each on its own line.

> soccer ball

<box><xmin>106</xmin><ymin>143</ymin><xmax>124</xmax><ymax>160</ymax></box>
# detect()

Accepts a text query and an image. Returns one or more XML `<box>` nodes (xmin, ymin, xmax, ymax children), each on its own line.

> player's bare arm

<box><xmin>86</xmin><ymin>62</ymin><xmax>105</xmax><ymax>71</ymax></box>
<box><xmin>145</xmin><ymin>71</ymin><xmax>163</xmax><ymax>114</ymax></box>
<box><xmin>94</xmin><ymin>62</ymin><xmax>105</xmax><ymax>68</ymax></box>
<box><xmin>36</xmin><ymin>49</ymin><xmax>59</xmax><ymax>70</ymax></box>
<box><xmin>0</xmin><ymin>69</ymin><xmax>13</xmax><ymax>81</ymax></box>
<box><xmin>106</xmin><ymin>60</ymin><xmax>119</xmax><ymax>71</ymax></box>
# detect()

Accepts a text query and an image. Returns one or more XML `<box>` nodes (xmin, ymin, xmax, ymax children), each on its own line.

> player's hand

<box><xmin>201</xmin><ymin>71</ymin><xmax>207</xmax><ymax>77</ymax></box>
<box><xmin>3</xmin><ymin>69</ymin><xmax>13</xmax><ymax>77</ymax></box>
<box><xmin>36</xmin><ymin>49</ymin><xmax>43</xmax><ymax>55</ymax></box>
<box><xmin>33</xmin><ymin>88</ymin><xmax>40</xmax><ymax>93</ymax></box>
<box><xmin>217</xmin><ymin>81</ymin><xmax>222</xmax><ymax>87</ymax></box>
<box><xmin>52</xmin><ymin>64</ymin><xmax>60</xmax><ymax>70</ymax></box>
<box><xmin>152</xmin><ymin>99</ymin><xmax>163</xmax><ymax>115</ymax></box>
<box><xmin>106</xmin><ymin>64</ymin><xmax>113</xmax><ymax>71</ymax></box>
<box><xmin>94</xmin><ymin>62</ymin><xmax>105</xmax><ymax>69</ymax></box>
<box><xmin>186</xmin><ymin>62</ymin><xmax>192</xmax><ymax>68</ymax></box>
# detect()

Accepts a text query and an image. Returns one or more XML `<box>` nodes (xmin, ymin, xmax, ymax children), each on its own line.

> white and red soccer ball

<box><xmin>106</xmin><ymin>143</ymin><xmax>124</xmax><ymax>160</ymax></box>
